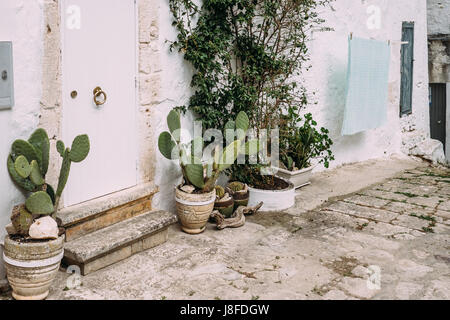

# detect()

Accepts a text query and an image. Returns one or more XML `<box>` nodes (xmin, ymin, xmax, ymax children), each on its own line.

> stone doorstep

<box><xmin>63</xmin><ymin>210</ymin><xmax>177</xmax><ymax>276</ymax></box>
<box><xmin>56</xmin><ymin>182</ymin><xmax>159</xmax><ymax>242</ymax></box>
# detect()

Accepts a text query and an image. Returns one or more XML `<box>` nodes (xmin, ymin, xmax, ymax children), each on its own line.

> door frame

<box><xmin>40</xmin><ymin>0</ymin><xmax>162</xmax><ymax>209</ymax></box>
<box><xmin>429</xmin><ymin>83</ymin><xmax>447</xmax><ymax>154</ymax></box>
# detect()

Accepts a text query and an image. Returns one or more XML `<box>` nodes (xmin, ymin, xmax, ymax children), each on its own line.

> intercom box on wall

<box><xmin>0</xmin><ymin>41</ymin><xmax>14</xmax><ymax>109</ymax></box>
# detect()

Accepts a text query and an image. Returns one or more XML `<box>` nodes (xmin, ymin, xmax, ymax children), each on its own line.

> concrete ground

<box><xmin>2</xmin><ymin>156</ymin><xmax>449</xmax><ymax>300</ymax></box>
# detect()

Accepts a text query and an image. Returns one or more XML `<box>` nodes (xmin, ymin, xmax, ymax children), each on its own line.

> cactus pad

<box><xmin>215</xmin><ymin>185</ymin><xmax>225</xmax><ymax>199</ymax></box>
<box><xmin>218</xmin><ymin>140</ymin><xmax>241</xmax><ymax>171</ymax></box>
<box><xmin>185</xmin><ymin>163</ymin><xmax>205</xmax><ymax>189</ymax></box>
<box><xmin>69</xmin><ymin>134</ymin><xmax>90</xmax><ymax>163</ymax></box>
<box><xmin>224</xmin><ymin>120</ymin><xmax>236</xmax><ymax>131</ymax></box>
<box><xmin>25</xmin><ymin>191</ymin><xmax>55</xmax><ymax>215</ymax></box>
<box><xmin>14</xmin><ymin>155</ymin><xmax>32</xmax><ymax>178</ymax></box>
<box><xmin>167</xmin><ymin>110</ymin><xmax>181</xmax><ymax>142</ymax></box>
<box><xmin>56</xmin><ymin>148</ymin><xmax>71</xmax><ymax>198</ymax></box>
<box><xmin>11</xmin><ymin>139</ymin><xmax>39</xmax><ymax>164</ymax></box>
<box><xmin>7</xmin><ymin>155</ymin><xmax>36</xmax><ymax>192</ymax></box>
<box><xmin>46</xmin><ymin>184</ymin><xmax>56</xmax><ymax>205</ymax></box>
<box><xmin>11</xmin><ymin>205</ymin><xmax>33</xmax><ymax>236</ymax></box>
<box><xmin>158</xmin><ymin>132</ymin><xmax>179</xmax><ymax>160</ymax></box>
<box><xmin>56</xmin><ymin>140</ymin><xmax>65</xmax><ymax>156</ymax></box>
<box><xmin>28</xmin><ymin>128</ymin><xmax>50</xmax><ymax>175</ymax></box>
<box><xmin>227</xmin><ymin>181</ymin><xmax>245</xmax><ymax>192</ymax></box>
<box><xmin>29</xmin><ymin>160</ymin><xmax>45</xmax><ymax>186</ymax></box>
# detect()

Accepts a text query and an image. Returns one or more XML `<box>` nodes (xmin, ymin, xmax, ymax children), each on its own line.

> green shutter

<box><xmin>400</xmin><ymin>22</ymin><xmax>414</xmax><ymax>116</ymax></box>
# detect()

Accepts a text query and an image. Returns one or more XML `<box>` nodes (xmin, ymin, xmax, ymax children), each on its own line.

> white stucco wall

<box><xmin>151</xmin><ymin>1</ymin><xmax>195</xmax><ymax>213</ymax></box>
<box><xmin>0</xmin><ymin>1</ymin><xmax>44</xmax><ymax>280</ymax></box>
<box><xmin>153</xmin><ymin>0</ymin><xmax>430</xmax><ymax>212</ymax></box>
<box><xmin>428</xmin><ymin>0</ymin><xmax>450</xmax><ymax>35</ymax></box>
<box><xmin>303</xmin><ymin>0</ymin><xmax>430</xmax><ymax>170</ymax></box>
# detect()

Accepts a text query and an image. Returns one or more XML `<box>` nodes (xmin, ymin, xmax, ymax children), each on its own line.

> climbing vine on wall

<box><xmin>169</xmin><ymin>0</ymin><xmax>331</xmax><ymax>131</ymax></box>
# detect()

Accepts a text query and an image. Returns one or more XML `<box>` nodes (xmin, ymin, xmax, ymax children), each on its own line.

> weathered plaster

<box><xmin>151</xmin><ymin>0</ymin><xmax>196</xmax><ymax>213</ymax></box>
<box><xmin>153</xmin><ymin>0</ymin><xmax>436</xmax><ymax>212</ymax></box>
<box><xmin>429</xmin><ymin>40</ymin><xmax>450</xmax><ymax>83</ymax></box>
<box><xmin>0</xmin><ymin>0</ymin><xmax>45</xmax><ymax>280</ymax></box>
<box><xmin>40</xmin><ymin>0</ymin><xmax>62</xmax><ymax>194</ymax></box>
<box><xmin>427</xmin><ymin>0</ymin><xmax>450</xmax><ymax>36</ymax></box>
<box><xmin>303</xmin><ymin>0</ymin><xmax>432</xmax><ymax>168</ymax></box>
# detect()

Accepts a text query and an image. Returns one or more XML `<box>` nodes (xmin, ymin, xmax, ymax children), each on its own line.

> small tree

<box><xmin>170</xmin><ymin>0</ymin><xmax>332</xmax><ymax>185</ymax></box>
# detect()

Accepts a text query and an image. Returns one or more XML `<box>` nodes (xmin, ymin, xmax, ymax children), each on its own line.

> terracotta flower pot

<box><xmin>214</xmin><ymin>196</ymin><xmax>235</xmax><ymax>218</ymax></box>
<box><xmin>175</xmin><ymin>187</ymin><xmax>216</xmax><ymax>234</ymax></box>
<box><xmin>230</xmin><ymin>184</ymin><xmax>249</xmax><ymax>210</ymax></box>
<box><xmin>3</xmin><ymin>235</ymin><xmax>64</xmax><ymax>300</ymax></box>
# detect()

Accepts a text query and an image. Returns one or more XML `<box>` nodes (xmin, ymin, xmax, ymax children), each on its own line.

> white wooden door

<box><xmin>61</xmin><ymin>0</ymin><xmax>137</xmax><ymax>207</ymax></box>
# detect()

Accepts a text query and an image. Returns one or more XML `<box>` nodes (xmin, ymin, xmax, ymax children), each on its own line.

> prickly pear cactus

<box><xmin>7</xmin><ymin>129</ymin><xmax>52</xmax><ymax>193</ymax></box>
<box><xmin>7</xmin><ymin>154</ymin><xmax>36</xmax><ymax>192</ymax></box>
<box><xmin>25</xmin><ymin>191</ymin><xmax>54</xmax><ymax>215</ymax></box>
<box><xmin>158</xmin><ymin>110</ymin><xmax>250</xmax><ymax>193</ymax></box>
<box><xmin>56</xmin><ymin>148</ymin><xmax>71</xmax><ymax>198</ymax></box>
<box><xmin>29</xmin><ymin>160</ymin><xmax>45</xmax><ymax>186</ymax></box>
<box><xmin>56</xmin><ymin>140</ymin><xmax>65</xmax><ymax>156</ymax></box>
<box><xmin>227</xmin><ymin>181</ymin><xmax>245</xmax><ymax>192</ymax></box>
<box><xmin>167</xmin><ymin>110</ymin><xmax>181</xmax><ymax>142</ymax></box>
<box><xmin>215</xmin><ymin>186</ymin><xmax>225</xmax><ymax>199</ymax></box>
<box><xmin>158</xmin><ymin>132</ymin><xmax>179</xmax><ymax>160</ymax></box>
<box><xmin>185</xmin><ymin>162</ymin><xmax>205</xmax><ymax>189</ymax></box>
<box><xmin>28</xmin><ymin>128</ymin><xmax>50</xmax><ymax>175</ymax></box>
<box><xmin>14</xmin><ymin>155</ymin><xmax>32</xmax><ymax>178</ymax></box>
<box><xmin>69</xmin><ymin>134</ymin><xmax>90</xmax><ymax>163</ymax></box>
<box><xmin>11</xmin><ymin>205</ymin><xmax>33</xmax><ymax>236</ymax></box>
<box><xmin>55</xmin><ymin>135</ymin><xmax>90</xmax><ymax>199</ymax></box>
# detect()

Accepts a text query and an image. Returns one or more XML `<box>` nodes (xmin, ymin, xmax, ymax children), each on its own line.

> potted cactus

<box><xmin>158</xmin><ymin>110</ymin><xmax>255</xmax><ymax>234</ymax></box>
<box><xmin>4</xmin><ymin>128</ymin><xmax>90</xmax><ymax>300</ymax></box>
<box><xmin>226</xmin><ymin>182</ymin><xmax>249</xmax><ymax>211</ymax></box>
<box><xmin>214</xmin><ymin>186</ymin><xmax>234</xmax><ymax>218</ymax></box>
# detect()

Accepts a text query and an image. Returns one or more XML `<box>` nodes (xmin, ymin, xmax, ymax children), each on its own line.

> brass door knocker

<box><xmin>93</xmin><ymin>87</ymin><xmax>107</xmax><ymax>106</ymax></box>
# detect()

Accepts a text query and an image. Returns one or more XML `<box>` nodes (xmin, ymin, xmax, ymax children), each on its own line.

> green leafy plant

<box><xmin>158</xmin><ymin>110</ymin><xmax>255</xmax><ymax>193</ymax></box>
<box><xmin>169</xmin><ymin>0</ymin><xmax>333</xmax><ymax>186</ymax></box>
<box><xmin>280</xmin><ymin>113</ymin><xmax>334</xmax><ymax>170</ymax></box>
<box><xmin>7</xmin><ymin>128</ymin><xmax>90</xmax><ymax>236</ymax></box>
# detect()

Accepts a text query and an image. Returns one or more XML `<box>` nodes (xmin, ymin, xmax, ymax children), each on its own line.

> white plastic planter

<box><xmin>273</xmin><ymin>164</ymin><xmax>316</xmax><ymax>189</ymax></box>
<box><xmin>247</xmin><ymin>178</ymin><xmax>295</xmax><ymax>212</ymax></box>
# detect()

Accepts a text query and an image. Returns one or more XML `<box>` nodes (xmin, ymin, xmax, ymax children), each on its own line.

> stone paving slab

<box><xmin>1</xmin><ymin>159</ymin><xmax>448</xmax><ymax>300</ymax></box>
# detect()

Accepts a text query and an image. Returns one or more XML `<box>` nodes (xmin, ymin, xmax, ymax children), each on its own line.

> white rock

<box><xmin>5</xmin><ymin>223</ymin><xmax>17</xmax><ymax>236</ymax></box>
<box><xmin>410</xmin><ymin>139</ymin><xmax>446</xmax><ymax>164</ymax></box>
<box><xmin>351</xmin><ymin>265</ymin><xmax>369</xmax><ymax>278</ymax></box>
<box><xmin>180</xmin><ymin>185</ymin><xmax>196</xmax><ymax>194</ymax></box>
<box><xmin>29</xmin><ymin>216</ymin><xmax>59</xmax><ymax>240</ymax></box>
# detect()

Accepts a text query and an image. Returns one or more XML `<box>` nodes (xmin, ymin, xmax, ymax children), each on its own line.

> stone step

<box><xmin>63</xmin><ymin>210</ymin><xmax>177</xmax><ymax>275</ymax></box>
<box><xmin>56</xmin><ymin>183</ymin><xmax>158</xmax><ymax>241</ymax></box>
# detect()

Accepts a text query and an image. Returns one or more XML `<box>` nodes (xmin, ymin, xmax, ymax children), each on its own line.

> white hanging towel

<box><xmin>342</xmin><ymin>36</ymin><xmax>391</xmax><ymax>136</ymax></box>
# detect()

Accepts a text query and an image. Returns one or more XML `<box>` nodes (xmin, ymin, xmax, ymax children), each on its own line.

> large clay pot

<box><xmin>3</xmin><ymin>235</ymin><xmax>64</xmax><ymax>300</ymax></box>
<box><xmin>175</xmin><ymin>187</ymin><xmax>215</xmax><ymax>234</ymax></box>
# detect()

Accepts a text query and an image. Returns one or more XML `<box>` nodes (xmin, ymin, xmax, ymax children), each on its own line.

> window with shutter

<box><xmin>400</xmin><ymin>22</ymin><xmax>414</xmax><ymax>116</ymax></box>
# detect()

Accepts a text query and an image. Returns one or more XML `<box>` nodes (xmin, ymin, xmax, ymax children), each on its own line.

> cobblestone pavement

<box><xmin>2</xmin><ymin>163</ymin><xmax>449</xmax><ymax>300</ymax></box>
